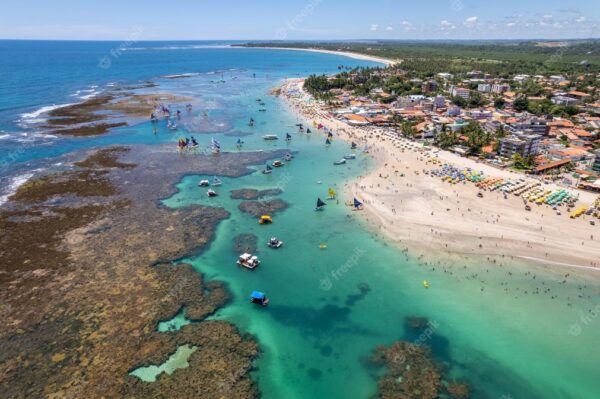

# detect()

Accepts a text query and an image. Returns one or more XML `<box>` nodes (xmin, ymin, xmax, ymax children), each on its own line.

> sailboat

<box><xmin>351</xmin><ymin>142</ymin><xmax>358</xmax><ymax>149</ymax></box>
<box><xmin>353</xmin><ymin>198</ymin><xmax>364</xmax><ymax>210</ymax></box>
<box><xmin>315</xmin><ymin>198</ymin><xmax>327</xmax><ymax>211</ymax></box>
<box><xmin>211</xmin><ymin>137</ymin><xmax>221</xmax><ymax>154</ymax></box>
<box><xmin>286</xmin><ymin>133</ymin><xmax>292</xmax><ymax>141</ymax></box>
<box><xmin>262</xmin><ymin>164</ymin><xmax>273</xmax><ymax>174</ymax></box>
<box><xmin>248</xmin><ymin>117</ymin><xmax>255</xmax><ymax>127</ymax></box>
<box><xmin>327</xmin><ymin>188</ymin><xmax>337</xmax><ymax>200</ymax></box>
<box><xmin>306</xmin><ymin>128</ymin><xmax>312</xmax><ymax>133</ymax></box>
<box><xmin>362</xmin><ymin>144</ymin><xmax>370</xmax><ymax>154</ymax></box>
<box><xmin>212</xmin><ymin>176</ymin><xmax>222</xmax><ymax>186</ymax></box>
<box><xmin>327</xmin><ymin>132</ymin><xmax>333</xmax><ymax>138</ymax></box>
<box><xmin>325</xmin><ymin>138</ymin><xmax>331</xmax><ymax>145</ymax></box>
<box><xmin>236</xmin><ymin>138</ymin><xmax>244</xmax><ymax>148</ymax></box>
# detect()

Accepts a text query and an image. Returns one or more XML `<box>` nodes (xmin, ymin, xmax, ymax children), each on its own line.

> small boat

<box><xmin>423</xmin><ymin>280</ymin><xmax>430</xmax><ymax>289</ymax></box>
<box><xmin>236</xmin><ymin>138</ymin><xmax>244</xmax><ymax>148</ymax></box>
<box><xmin>343</xmin><ymin>154</ymin><xmax>356</xmax><ymax>160</ymax></box>
<box><xmin>211</xmin><ymin>137</ymin><xmax>221</xmax><ymax>154</ymax></box>
<box><xmin>258</xmin><ymin>215</ymin><xmax>273</xmax><ymax>224</ymax></box>
<box><xmin>212</xmin><ymin>177</ymin><xmax>222</xmax><ymax>187</ymax></box>
<box><xmin>198</xmin><ymin>179</ymin><xmax>210</xmax><ymax>187</ymax></box>
<box><xmin>263</xmin><ymin>134</ymin><xmax>278</xmax><ymax>140</ymax></box>
<box><xmin>477</xmin><ymin>192</ymin><xmax>483</xmax><ymax>198</ymax></box>
<box><xmin>333</xmin><ymin>159</ymin><xmax>346</xmax><ymax>165</ymax></box>
<box><xmin>167</xmin><ymin>121</ymin><xmax>178</xmax><ymax>130</ymax></box>
<box><xmin>248</xmin><ymin>118</ymin><xmax>255</xmax><ymax>127</ymax></box>
<box><xmin>325</xmin><ymin>138</ymin><xmax>331</xmax><ymax>145</ymax></box>
<box><xmin>259</xmin><ymin>109</ymin><xmax>267</xmax><ymax>112</ymax></box>
<box><xmin>272</xmin><ymin>160</ymin><xmax>284</xmax><ymax>168</ymax></box>
<box><xmin>306</xmin><ymin>128</ymin><xmax>312</xmax><ymax>133</ymax></box>
<box><xmin>237</xmin><ymin>253</ymin><xmax>260</xmax><ymax>270</ymax></box>
<box><xmin>283</xmin><ymin>153</ymin><xmax>293</xmax><ymax>162</ymax></box>
<box><xmin>267</xmin><ymin>237</ymin><xmax>283</xmax><ymax>248</ymax></box>
<box><xmin>286</xmin><ymin>133</ymin><xmax>292</xmax><ymax>141</ymax></box>
<box><xmin>250</xmin><ymin>291</ymin><xmax>269</xmax><ymax>306</ymax></box>
<box><xmin>351</xmin><ymin>142</ymin><xmax>358</xmax><ymax>150</ymax></box>
<box><xmin>353</xmin><ymin>198</ymin><xmax>364</xmax><ymax>211</ymax></box>
<box><xmin>315</xmin><ymin>198</ymin><xmax>326</xmax><ymax>211</ymax></box>
<box><xmin>207</xmin><ymin>189</ymin><xmax>218</xmax><ymax>197</ymax></box>
<box><xmin>319</xmin><ymin>244</ymin><xmax>327</xmax><ymax>249</ymax></box>
<box><xmin>262</xmin><ymin>164</ymin><xmax>273</xmax><ymax>174</ymax></box>
<box><xmin>327</xmin><ymin>132</ymin><xmax>333</xmax><ymax>138</ymax></box>
<box><xmin>328</xmin><ymin>188</ymin><xmax>337</xmax><ymax>200</ymax></box>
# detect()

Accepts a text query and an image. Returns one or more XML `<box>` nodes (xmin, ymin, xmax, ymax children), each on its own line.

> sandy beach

<box><xmin>280</xmin><ymin>78</ymin><xmax>600</xmax><ymax>271</ymax></box>
<box><xmin>237</xmin><ymin>46</ymin><xmax>398</xmax><ymax>66</ymax></box>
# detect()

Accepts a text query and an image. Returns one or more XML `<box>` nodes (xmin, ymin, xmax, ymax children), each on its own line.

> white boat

<box><xmin>333</xmin><ymin>159</ymin><xmax>347</xmax><ymax>165</ymax></box>
<box><xmin>237</xmin><ymin>253</ymin><xmax>261</xmax><ymax>270</ymax></box>
<box><xmin>198</xmin><ymin>179</ymin><xmax>210</xmax><ymax>187</ymax></box>
<box><xmin>267</xmin><ymin>237</ymin><xmax>283</xmax><ymax>249</ymax></box>
<box><xmin>272</xmin><ymin>160</ymin><xmax>284</xmax><ymax>167</ymax></box>
<box><xmin>207</xmin><ymin>189</ymin><xmax>218</xmax><ymax>197</ymax></box>
<box><xmin>212</xmin><ymin>177</ymin><xmax>222</xmax><ymax>186</ymax></box>
<box><xmin>263</xmin><ymin>134</ymin><xmax>278</xmax><ymax>140</ymax></box>
<box><xmin>283</xmin><ymin>153</ymin><xmax>293</xmax><ymax>161</ymax></box>
<box><xmin>343</xmin><ymin>154</ymin><xmax>356</xmax><ymax>160</ymax></box>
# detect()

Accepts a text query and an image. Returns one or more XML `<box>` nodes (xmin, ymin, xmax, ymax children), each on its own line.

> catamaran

<box><xmin>315</xmin><ymin>198</ymin><xmax>326</xmax><ymax>211</ymax></box>
<box><xmin>211</xmin><ymin>137</ymin><xmax>221</xmax><ymax>154</ymax></box>
<box><xmin>237</xmin><ymin>253</ymin><xmax>260</xmax><ymax>270</ymax></box>
<box><xmin>328</xmin><ymin>188</ymin><xmax>337</xmax><ymax>200</ymax></box>
<box><xmin>353</xmin><ymin>198</ymin><xmax>364</xmax><ymax>210</ymax></box>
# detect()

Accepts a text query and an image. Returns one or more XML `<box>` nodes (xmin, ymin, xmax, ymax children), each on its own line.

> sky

<box><xmin>0</xmin><ymin>0</ymin><xmax>598</xmax><ymax>41</ymax></box>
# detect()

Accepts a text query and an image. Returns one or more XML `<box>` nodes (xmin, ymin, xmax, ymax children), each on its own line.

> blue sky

<box><xmin>0</xmin><ymin>0</ymin><xmax>598</xmax><ymax>40</ymax></box>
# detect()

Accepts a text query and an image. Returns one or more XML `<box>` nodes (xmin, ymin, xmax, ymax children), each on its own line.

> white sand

<box><xmin>248</xmin><ymin>46</ymin><xmax>398</xmax><ymax>66</ymax></box>
<box><xmin>280</xmin><ymin>78</ymin><xmax>600</xmax><ymax>271</ymax></box>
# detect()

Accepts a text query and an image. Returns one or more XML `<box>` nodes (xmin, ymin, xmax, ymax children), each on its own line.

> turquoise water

<box><xmin>2</xmin><ymin>42</ymin><xmax>599</xmax><ymax>397</ymax></box>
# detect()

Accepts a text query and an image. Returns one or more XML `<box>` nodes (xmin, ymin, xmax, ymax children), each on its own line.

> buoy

<box><xmin>422</xmin><ymin>280</ymin><xmax>429</xmax><ymax>289</ymax></box>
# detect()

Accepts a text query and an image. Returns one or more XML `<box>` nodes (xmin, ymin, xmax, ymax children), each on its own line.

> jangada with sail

<box><xmin>315</xmin><ymin>198</ymin><xmax>326</xmax><ymax>211</ymax></box>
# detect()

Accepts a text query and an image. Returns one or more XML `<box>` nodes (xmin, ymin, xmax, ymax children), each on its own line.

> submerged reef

<box><xmin>0</xmin><ymin>145</ymin><xmax>287</xmax><ymax>398</ymax></box>
<box><xmin>238</xmin><ymin>199</ymin><xmax>289</xmax><ymax>217</ymax></box>
<box><xmin>230</xmin><ymin>188</ymin><xmax>283</xmax><ymax>200</ymax></box>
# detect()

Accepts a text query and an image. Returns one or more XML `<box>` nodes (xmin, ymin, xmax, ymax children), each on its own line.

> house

<box><xmin>491</xmin><ymin>83</ymin><xmax>510</xmax><ymax>94</ymax></box>
<box><xmin>477</xmin><ymin>84</ymin><xmax>492</xmax><ymax>93</ymax></box>
<box><xmin>551</xmin><ymin>96</ymin><xmax>580</xmax><ymax>106</ymax></box>
<box><xmin>568</xmin><ymin>91</ymin><xmax>592</xmax><ymax>102</ymax></box>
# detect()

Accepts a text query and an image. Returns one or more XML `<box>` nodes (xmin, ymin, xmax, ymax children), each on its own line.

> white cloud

<box><xmin>400</xmin><ymin>21</ymin><xmax>416</xmax><ymax>31</ymax></box>
<box><xmin>386</xmin><ymin>25</ymin><xmax>394</xmax><ymax>31</ymax></box>
<box><xmin>370</xmin><ymin>24</ymin><xmax>379</xmax><ymax>31</ymax></box>
<box><xmin>506</xmin><ymin>21</ymin><xmax>517</xmax><ymax>27</ymax></box>
<box><xmin>543</xmin><ymin>14</ymin><xmax>553</xmax><ymax>19</ymax></box>
<box><xmin>464</xmin><ymin>16</ymin><xmax>478</xmax><ymax>28</ymax></box>
<box><xmin>576</xmin><ymin>16</ymin><xmax>586</xmax><ymax>23</ymax></box>
<box><xmin>440</xmin><ymin>20</ymin><xmax>456</xmax><ymax>30</ymax></box>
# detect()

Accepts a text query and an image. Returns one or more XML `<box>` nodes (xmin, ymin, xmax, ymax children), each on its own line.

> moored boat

<box><xmin>272</xmin><ymin>160</ymin><xmax>284</xmax><ymax>167</ymax></box>
<box><xmin>237</xmin><ymin>253</ymin><xmax>260</xmax><ymax>270</ymax></box>
<box><xmin>212</xmin><ymin>176</ymin><xmax>222</xmax><ymax>186</ymax></box>
<box><xmin>343</xmin><ymin>154</ymin><xmax>356</xmax><ymax>160</ymax></box>
<box><xmin>262</xmin><ymin>164</ymin><xmax>273</xmax><ymax>174</ymax></box>
<box><xmin>263</xmin><ymin>134</ymin><xmax>278</xmax><ymax>140</ymax></box>
<box><xmin>250</xmin><ymin>291</ymin><xmax>269</xmax><ymax>306</ymax></box>
<box><xmin>207</xmin><ymin>189</ymin><xmax>218</xmax><ymax>197</ymax></box>
<box><xmin>198</xmin><ymin>179</ymin><xmax>210</xmax><ymax>187</ymax></box>
<box><xmin>315</xmin><ymin>198</ymin><xmax>326</xmax><ymax>211</ymax></box>
<box><xmin>267</xmin><ymin>237</ymin><xmax>283</xmax><ymax>248</ymax></box>
<box><xmin>333</xmin><ymin>159</ymin><xmax>346</xmax><ymax>165</ymax></box>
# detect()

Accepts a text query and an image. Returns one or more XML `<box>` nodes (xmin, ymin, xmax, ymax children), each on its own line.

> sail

<box><xmin>286</xmin><ymin>133</ymin><xmax>292</xmax><ymax>139</ymax></box>
<box><xmin>353</xmin><ymin>198</ymin><xmax>363</xmax><ymax>208</ymax></box>
<box><xmin>328</xmin><ymin>132</ymin><xmax>333</xmax><ymax>137</ymax></box>
<box><xmin>351</xmin><ymin>142</ymin><xmax>357</xmax><ymax>149</ymax></box>
<box><xmin>237</xmin><ymin>138</ymin><xmax>242</xmax><ymax>144</ymax></box>
<box><xmin>316</xmin><ymin>198</ymin><xmax>326</xmax><ymax>208</ymax></box>
<box><xmin>328</xmin><ymin>188</ymin><xmax>336</xmax><ymax>198</ymax></box>
<box><xmin>307</xmin><ymin>128</ymin><xmax>312</xmax><ymax>133</ymax></box>
<box><xmin>325</xmin><ymin>138</ymin><xmax>331</xmax><ymax>145</ymax></box>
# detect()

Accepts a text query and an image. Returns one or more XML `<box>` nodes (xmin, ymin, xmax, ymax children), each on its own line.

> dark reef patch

<box><xmin>238</xmin><ymin>199</ymin><xmax>289</xmax><ymax>217</ymax></box>
<box><xmin>233</xmin><ymin>233</ymin><xmax>258</xmax><ymax>254</ymax></box>
<box><xmin>230</xmin><ymin>188</ymin><xmax>282</xmax><ymax>200</ymax></box>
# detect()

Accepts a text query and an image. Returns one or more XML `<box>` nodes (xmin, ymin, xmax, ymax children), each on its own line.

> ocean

<box><xmin>1</xmin><ymin>40</ymin><xmax>599</xmax><ymax>398</ymax></box>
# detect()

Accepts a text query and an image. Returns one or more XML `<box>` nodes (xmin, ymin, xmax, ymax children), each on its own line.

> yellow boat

<box><xmin>258</xmin><ymin>215</ymin><xmax>273</xmax><ymax>224</ymax></box>
<box><xmin>328</xmin><ymin>188</ymin><xmax>337</xmax><ymax>200</ymax></box>
<box><xmin>422</xmin><ymin>280</ymin><xmax>429</xmax><ymax>289</ymax></box>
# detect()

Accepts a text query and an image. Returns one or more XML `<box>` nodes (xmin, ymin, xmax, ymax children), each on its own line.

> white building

<box><xmin>477</xmin><ymin>84</ymin><xmax>492</xmax><ymax>93</ymax></box>
<box><xmin>450</xmin><ymin>86</ymin><xmax>470</xmax><ymax>99</ymax></box>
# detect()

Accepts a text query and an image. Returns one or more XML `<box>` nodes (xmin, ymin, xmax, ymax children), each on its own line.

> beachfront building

<box><xmin>491</xmin><ymin>83</ymin><xmax>511</xmax><ymax>94</ymax></box>
<box><xmin>499</xmin><ymin>132</ymin><xmax>542</xmax><ymax>159</ymax></box>
<box><xmin>510</xmin><ymin>117</ymin><xmax>550</xmax><ymax>136</ymax></box>
<box><xmin>477</xmin><ymin>84</ymin><xmax>492</xmax><ymax>93</ymax></box>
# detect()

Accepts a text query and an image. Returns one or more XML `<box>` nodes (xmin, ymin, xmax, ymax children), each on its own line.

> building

<box><xmin>477</xmin><ymin>84</ymin><xmax>492</xmax><ymax>93</ymax></box>
<box><xmin>510</xmin><ymin>117</ymin><xmax>550</xmax><ymax>136</ymax></box>
<box><xmin>434</xmin><ymin>95</ymin><xmax>446</xmax><ymax>109</ymax></box>
<box><xmin>551</xmin><ymin>96</ymin><xmax>580</xmax><ymax>106</ymax></box>
<box><xmin>499</xmin><ymin>132</ymin><xmax>542</xmax><ymax>159</ymax></box>
<box><xmin>422</xmin><ymin>80</ymin><xmax>439</xmax><ymax>93</ymax></box>
<box><xmin>491</xmin><ymin>83</ymin><xmax>510</xmax><ymax>94</ymax></box>
<box><xmin>450</xmin><ymin>86</ymin><xmax>470</xmax><ymax>99</ymax></box>
<box><xmin>593</xmin><ymin>149</ymin><xmax>600</xmax><ymax>173</ymax></box>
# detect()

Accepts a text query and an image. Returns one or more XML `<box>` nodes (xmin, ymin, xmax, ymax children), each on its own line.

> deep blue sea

<box><xmin>1</xmin><ymin>41</ymin><xmax>599</xmax><ymax>398</ymax></box>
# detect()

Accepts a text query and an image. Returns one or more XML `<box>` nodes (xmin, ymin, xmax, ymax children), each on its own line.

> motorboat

<box><xmin>237</xmin><ymin>253</ymin><xmax>260</xmax><ymax>270</ymax></box>
<box><xmin>267</xmin><ymin>237</ymin><xmax>283</xmax><ymax>248</ymax></box>
<box><xmin>263</xmin><ymin>134</ymin><xmax>278</xmax><ymax>140</ymax></box>
<box><xmin>283</xmin><ymin>153</ymin><xmax>293</xmax><ymax>162</ymax></box>
<box><xmin>250</xmin><ymin>291</ymin><xmax>269</xmax><ymax>306</ymax></box>
<box><xmin>343</xmin><ymin>154</ymin><xmax>356</xmax><ymax>160</ymax></box>
<box><xmin>199</xmin><ymin>179</ymin><xmax>210</xmax><ymax>187</ymax></box>
<box><xmin>207</xmin><ymin>189</ymin><xmax>218</xmax><ymax>197</ymax></box>
<box><xmin>272</xmin><ymin>160</ymin><xmax>284</xmax><ymax>167</ymax></box>
<box><xmin>333</xmin><ymin>159</ymin><xmax>346</xmax><ymax>165</ymax></box>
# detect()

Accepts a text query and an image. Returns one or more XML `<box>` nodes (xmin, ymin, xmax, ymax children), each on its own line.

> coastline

<box><xmin>279</xmin><ymin>77</ymin><xmax>600</xmax><ymax>273</ymax></box>
<box><xmin>232</xmin><ymin>45</ymin><xmax>398</xmax><ymax>66</ymax></box>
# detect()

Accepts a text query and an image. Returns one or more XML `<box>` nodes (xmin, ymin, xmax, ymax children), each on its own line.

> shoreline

<box><xmin>231</xmin><ymin>45</ymin><xmax>397</xmax><ymax>66</ymax></box>
<box><xmin>279</xmin><ymin>77</ymin><xmax>600</xmax><ymax>274</ymax></box>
